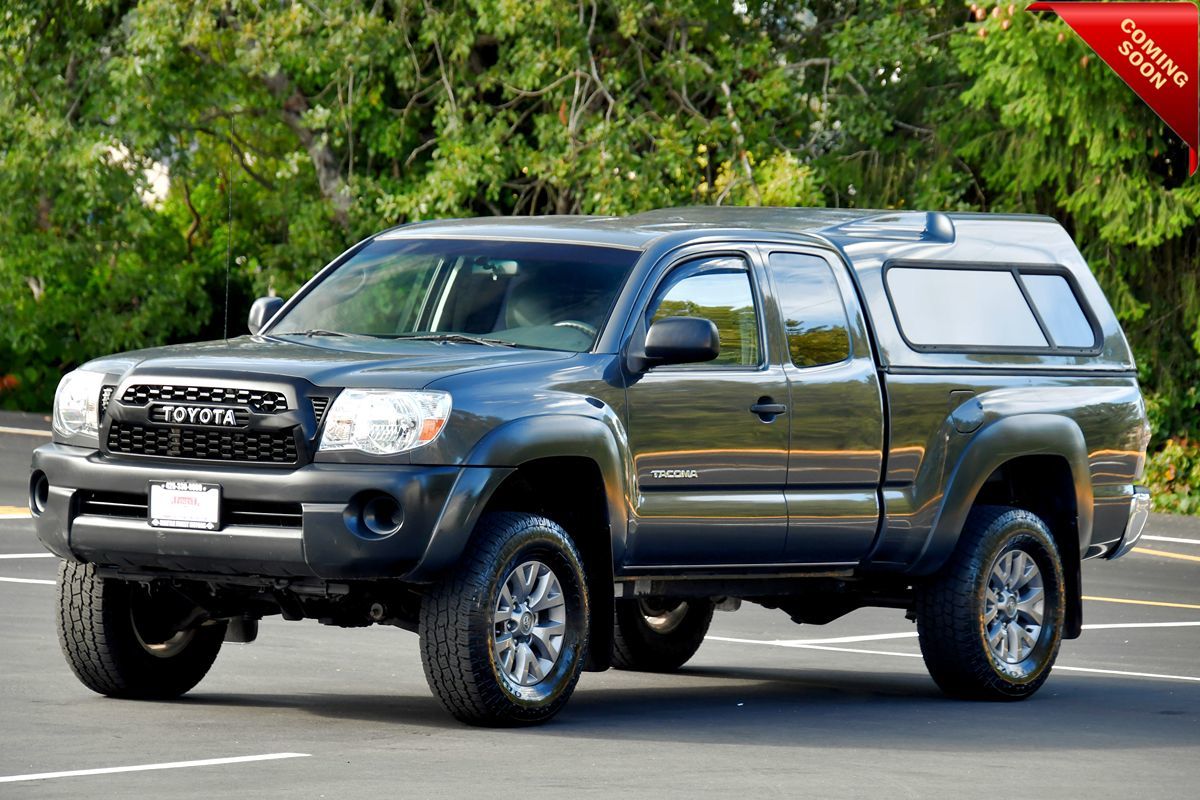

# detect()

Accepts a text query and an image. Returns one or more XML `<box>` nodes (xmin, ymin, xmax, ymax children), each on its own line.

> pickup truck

<box><xmin>31</xmin><ymin>207</ymin><xmax>1152</xmax><ymax>725</ymax></box>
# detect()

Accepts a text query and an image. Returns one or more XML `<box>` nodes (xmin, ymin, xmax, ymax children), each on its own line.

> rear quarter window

<box><xmin>1020</xmin><ymin>274</ymin><xmax>1096</xmax><ymax>348</ymax></box>
<box><xmin>884</xmin><ymin>264</ymin><xmax>1097</xmax><ymax>352</ymax></box>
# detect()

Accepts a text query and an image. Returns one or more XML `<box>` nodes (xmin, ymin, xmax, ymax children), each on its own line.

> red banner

<box><xmin>1028</xmin><ymin>2</ymin><xmax>1199</xmax><ymax>176</ymax></box>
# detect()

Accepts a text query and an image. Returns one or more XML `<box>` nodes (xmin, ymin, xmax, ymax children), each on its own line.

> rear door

<box><xmin>763</xmin><ymin>249</ymin><xmax>885</xmax><ymax>564</ymax></box>
<box><xmin>623</xmin><ymin>250</ymin><xmax>789</xmax><ymax>567</ymax></box>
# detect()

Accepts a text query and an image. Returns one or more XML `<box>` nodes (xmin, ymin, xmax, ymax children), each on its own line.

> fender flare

<box><xmin>909</xmin><ymin>413</ymin><xmax>1093</xmax><ymax>576</ymax></box>
<box><xmin>404</xmin><ymin>415</ymin><xmax>629</xmax><ymax>582</ymax></box>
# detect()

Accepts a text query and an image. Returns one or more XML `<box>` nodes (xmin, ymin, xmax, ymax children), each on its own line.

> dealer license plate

<box><xmin>148</xmin><ymin>480</ymin><xmax>222</xmax><ymax>531</ymax></box>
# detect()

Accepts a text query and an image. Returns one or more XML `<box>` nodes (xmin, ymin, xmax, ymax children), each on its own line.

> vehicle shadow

<box><xmin>554</xmin><ymin>665</ymin><xmax>1200</xmax><ymax>750</ymax></box>
<box><xmin>183</xmin><ymin>662</ymin><xmax>1200</xmax><ymax>750</ymax></box>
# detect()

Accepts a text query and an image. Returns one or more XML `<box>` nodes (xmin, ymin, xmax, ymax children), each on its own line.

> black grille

<box><xmin>227</xmin><ymin>499</ymin><xmax>303</xmax><ymax>528</ymax></box>
<box><xmin>78</xmin><ymin>491</ymin><xmax>302</xmax><ymax>529</ymax></box>
<box><xmin>311</xmin><ymin>397</ymin><xmax>330</xmax><ymax>426</ymax></box>
<box><xmin>122</xmin><ymin>385</ymin><xmax>287</xmax><ymax>413</ymax></box>
<box><xmin>107</xmin><ymin>423</ymin><xmax>298</xmax><ymax>464</ymax></box>
<box><xmin>79</xmin><ymin>491</ymin><xmax>147</xmax><ymax>519</ymax></box>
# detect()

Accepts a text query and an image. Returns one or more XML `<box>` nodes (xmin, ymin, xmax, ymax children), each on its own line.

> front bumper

<box><xmin>30</xmin><ymin>443</ymin><xmax>507</xmax><ymax>581</ymax></box>
<box><xmin>1107</xmin><ymin>487</ymin><xmax>1152</xmax><ymax>560</ymax></box>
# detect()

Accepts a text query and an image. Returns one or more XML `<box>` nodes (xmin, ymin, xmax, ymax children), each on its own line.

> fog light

<box><xmin>29</xmin><ymin>471</ymin><xmax>49</xmax><ymax>517</ymax></box>
<box><xmin>362</xmin><ymin>495</ymin><xmax>403</xmax><ymax>536</ymax></box>
<box><xmin>344</xmin><ymin>492</ymin><xmax>403</xmax><ymax>539</ymax></box>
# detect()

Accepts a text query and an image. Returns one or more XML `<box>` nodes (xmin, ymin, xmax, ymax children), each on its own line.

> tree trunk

<box><xmin>262</xmin><ymin>72</ymin><xmax>351</xmax><ymax>229</ymax></box>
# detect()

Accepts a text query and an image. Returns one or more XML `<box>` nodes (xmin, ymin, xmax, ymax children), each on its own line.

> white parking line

<box><xmin>708</xmin><ymin>619</ymin><xmax>1200</xmax><ymax>649</ymax></box>
<box><xmin>1053</xmin><ymin>666</ymin><xmax>1200</xmax><ymax>683</ymax></box>
<box><xmin>0</xmin><ymin>577</ymin><xmax>56</xmax><ymax>585</ymax></box>
<box><xmin>0</xmin><ymin>425</ymin><xmax>50</xmax><ymax>437</ymax></box>
<box><xmin>1082</xmin><ymin>621</ymin><xmax>1200</xmax><ymax>630</ymax></box>
<box><xmin>0</xmin><ymin>553</ymin><xmax>53</xmax><ymax>559</ymax></box>
<box><xmin>1142</xmin><ymin>534</ymin><xmax>1200</xmax><ymax>546</ymax></box>
<box><xmin>0</xmin><ymin>752</ymin><xmax>310</xmax><ymax>784</ymax></box>
<box><xmin>709</xmin><ymin>632</ymin><xmax>919</xmax><ymax>646</ymax></box>
<box><xmin>706</xmin><ymin>632</ymin><xmax>1200</xmax><ymax>683</ymax></box>
<box><xmin>0</xmin><ymin>514</ymin><xmax>31</xmax><ymax>520</ymax></box>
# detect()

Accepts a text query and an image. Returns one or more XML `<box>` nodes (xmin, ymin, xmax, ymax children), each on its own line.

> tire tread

<box><xmin>55</xmin><ymin>560</ymin><xmax>223</xmax><ymax>699</ymax></box>
<box><xmin>915</xmin><ymin>505</ymin><xmax>1064</xmax><ymax>700</ymax></box>
<box><xmin>419</xmin><ymin>512</ymin><xmax>588</xmax><ymax>725</ymax></box>
<box><xmin>611</xmin><ymin>599</ymin><xmax>713</xmax><ymax>672</ymax></box>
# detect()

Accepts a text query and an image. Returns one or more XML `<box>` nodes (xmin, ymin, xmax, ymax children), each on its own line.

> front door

<box><xmin>624</xmin><ymin>252</ymin><xmax>789</xmax><ymax>567</ymax></box>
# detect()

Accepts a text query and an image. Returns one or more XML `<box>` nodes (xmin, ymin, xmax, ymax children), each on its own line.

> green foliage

<box><xmin>0</xmin><ymin>1</ymin><xmax>1196</xmax><ymax>508</ymax></box>
<box><xmin>1145</xmin><ymin>438</ymin><xmax>1200</xmax><ymax>515</ymax></box>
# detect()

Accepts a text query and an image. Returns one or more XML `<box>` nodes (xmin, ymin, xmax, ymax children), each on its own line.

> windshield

<box><xmin>270</xmin><ymin>238</ymin><xmax>639</xmax><ymax>352</ymax></box>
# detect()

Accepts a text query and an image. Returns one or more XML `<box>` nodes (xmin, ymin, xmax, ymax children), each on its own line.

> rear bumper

<box><xmin>1107</xmin><ymin>487</ymin><xmax>1151</xmax><ymax>560</ymax></box>
<box><xmin>30</xmin><ymin>443</ymin><xmax>508</xmax><ymax>581</ymax></box>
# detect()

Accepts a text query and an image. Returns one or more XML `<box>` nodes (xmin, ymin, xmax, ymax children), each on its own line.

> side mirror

<box><xmin>643</xmin><ymin>316</ymin><xmax>721</xmax><ymax>367</ymax></box>
<box><xmin>247</xmin><ymin>296</ymin><xmax>285</xmax><ymax>336</ymax></box>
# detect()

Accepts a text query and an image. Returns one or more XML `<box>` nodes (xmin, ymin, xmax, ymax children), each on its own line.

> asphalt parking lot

<box><xmin>1</xmin><ymin>414</ymin><xmax>1197</xmax><ymax>798</ymax></box>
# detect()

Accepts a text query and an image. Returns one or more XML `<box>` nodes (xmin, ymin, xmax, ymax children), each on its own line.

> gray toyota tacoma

<box><xmin>31</xmin><ymin>207</ymin><xmax>1151</xmax><ymax>725</ymax></box>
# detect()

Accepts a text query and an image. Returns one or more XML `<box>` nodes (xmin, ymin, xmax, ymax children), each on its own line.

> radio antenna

<box><xmin>223</xmin><ymin>125</ymin><xmax>234</xmax><ymax>340</ymax></box>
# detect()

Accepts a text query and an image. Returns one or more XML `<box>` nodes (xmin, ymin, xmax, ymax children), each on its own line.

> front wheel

<box><xmin>915</xmin><ymin>506</ymin><xmax>1065</xmax><ymax>700</ymax></box>
<box><xmin>56</xmin><ymin>561</ymin><xmax>225</xmax><ymax>699</ymax></box>
<box><xmin>419</xmin><ymin>513</ymin><xmax>590</xmax><ymax>726</ymax></box>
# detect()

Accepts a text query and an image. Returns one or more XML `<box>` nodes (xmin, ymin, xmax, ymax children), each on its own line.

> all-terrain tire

<box><xmin>56</xmin><ymin>561</ymin><xmax>225</xmax><ymax>699</ymax></box>
<box><xmin>419</xmin><ymin>513</ymin><xmax>590</xmax><ymax>726</ymax></box>
<box><xmin>915</xmin><ymin>506</ymin><xmax>1065</xmax><ymax>700</ymax></box>
<box><xmin>611</xmin><ymin>598</ymin><xmax>714</xmax><ymax>672</ymax></box>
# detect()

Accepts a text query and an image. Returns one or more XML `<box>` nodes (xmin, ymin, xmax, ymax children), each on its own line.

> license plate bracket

<box><xmin>148</xmin><ymin>480</ymin><xmax>222</xmax><ymax>531</ymax></box>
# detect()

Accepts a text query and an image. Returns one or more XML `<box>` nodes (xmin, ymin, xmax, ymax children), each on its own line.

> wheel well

<box><xmin>972</xmin><ymin>455</ymin><xmax>1082</xmax><ymax>638</ymax></box>
<box><xmin>483</xmin><ymin>456</ymin><xmax>614</xmax><ymax>669</ymax></box>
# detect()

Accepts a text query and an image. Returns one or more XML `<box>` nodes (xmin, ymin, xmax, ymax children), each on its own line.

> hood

<box><xmin>83</xmin><ymin>335</ymin><xmax>577</xmax><ymax>390</ymax></box>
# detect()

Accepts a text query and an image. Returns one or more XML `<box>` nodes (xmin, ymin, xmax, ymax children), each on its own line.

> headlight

<box><xmin>318</xmin><ymin>390</ymin><xmax>451</xmax><ymax>455</ymax></box>
<box><xmin>52</xmin><ymin>370</ymin><xmax>106</xmax><ymax>442</ymax></box>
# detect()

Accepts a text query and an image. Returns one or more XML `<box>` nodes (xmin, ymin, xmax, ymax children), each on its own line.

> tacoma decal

<box><xmin>650</xmin><ymin>469</ymin><xmax>699</xmax><ymax>479</ymax></box>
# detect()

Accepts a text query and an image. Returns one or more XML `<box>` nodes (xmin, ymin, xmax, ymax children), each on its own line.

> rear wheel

<box><xmin>915</xmin><ymin>506</ymin><xmax>1065</xmax><ymax>700</ymax></box>
<box><xmin>56</xmin><ymin>561</ymin><xmax>225</xmax><ymax>699</ymax></box>
<box><xmin>419</xmin><ymin>513</ymin><xmax>589</xmax><ymax>725</ymax></box>
<box><xmin>612</xmin><ymin>597</ymin><xmax>714</xmax><ymax>672</ymax></box>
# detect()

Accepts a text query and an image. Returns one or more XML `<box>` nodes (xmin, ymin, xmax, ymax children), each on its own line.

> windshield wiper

<box><xmin>392</xmin><ymin>333</ymin><xmax>518</xmax><ymax>347</ymax></box>
<box><xmin>282</xmin><ymin>329</ymin><xmax>358</xmax><ymax>338</ymax></box>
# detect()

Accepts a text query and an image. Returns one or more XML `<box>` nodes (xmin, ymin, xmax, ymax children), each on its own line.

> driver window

<box><xmin>648</xmin><ymin>256</ymin><xmax>761</xmax><ymax>367</ymax></box>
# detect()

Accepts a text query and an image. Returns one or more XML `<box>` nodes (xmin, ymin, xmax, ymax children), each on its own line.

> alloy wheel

<box><xmin>493</xmin><ymin>560</ymin><xmax>567</xmax><ymax>686</ymax></box>
<box><xmin>983</xmin><ymin>548</ymin><xmax>1045</xmax><ymax>664</ymax></box>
